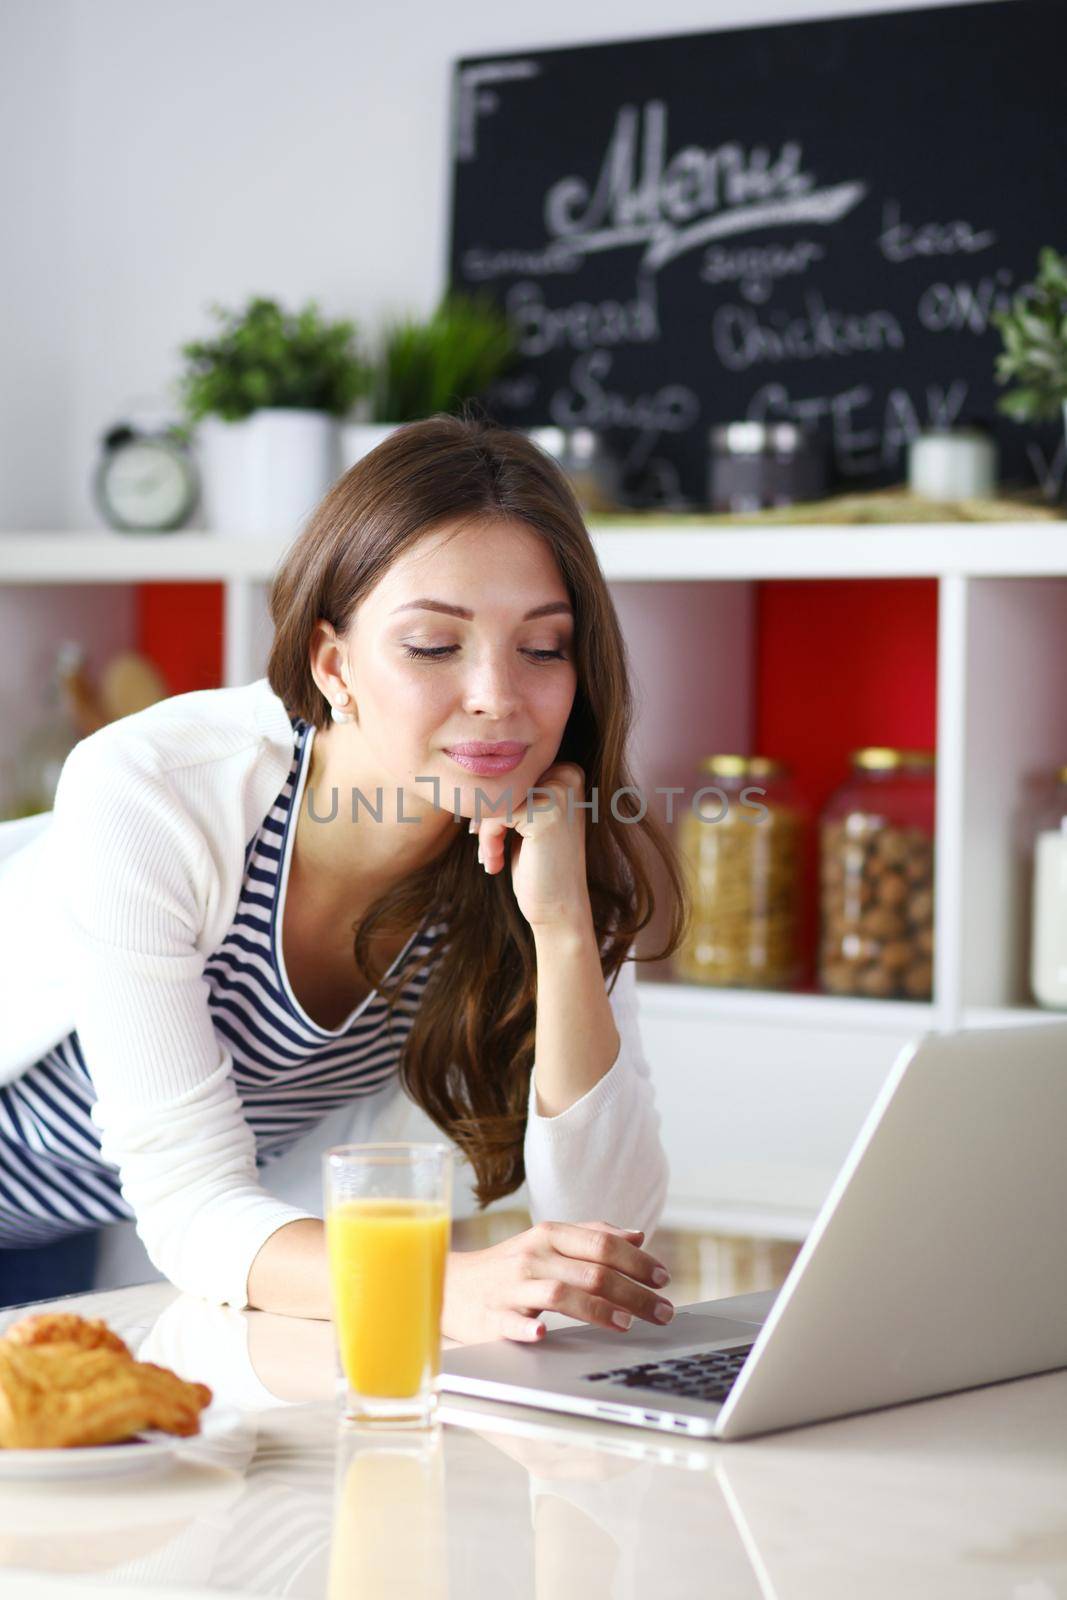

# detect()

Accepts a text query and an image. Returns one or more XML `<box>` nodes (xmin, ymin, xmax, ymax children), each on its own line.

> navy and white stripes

<box><xmin>0</xmin><ymin>715</ymin><xmax>445</xmax><ymax>1248</ymax></box>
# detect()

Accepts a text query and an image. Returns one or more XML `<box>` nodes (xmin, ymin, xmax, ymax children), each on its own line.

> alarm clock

<box><xmin>92</xmin><ymin>423</ymin><xmax>200</xmax><ymax>532</ymax></box>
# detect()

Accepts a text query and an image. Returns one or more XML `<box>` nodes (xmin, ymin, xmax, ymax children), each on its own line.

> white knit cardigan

<box><xmin>0</xmin><ymin>678</ymin><xmax>669</xmax><ymax>1307</ymax></box>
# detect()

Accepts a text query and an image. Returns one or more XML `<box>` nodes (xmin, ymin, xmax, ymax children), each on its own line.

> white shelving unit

<box><xmin>4</xmin><ymin>520</ymin><xmax>1067</xmax><ymax>1239</ymax></box>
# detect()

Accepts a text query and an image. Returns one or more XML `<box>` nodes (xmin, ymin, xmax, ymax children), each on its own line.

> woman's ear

<box><xmin>310</xmin><ymin>620</ymin><xmax>359</xmax><ymax>724</ymax></box>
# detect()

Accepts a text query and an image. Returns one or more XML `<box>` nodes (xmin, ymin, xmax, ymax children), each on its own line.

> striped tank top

<box><xmin>0</xmin><ymin>714</ymin><xmax>446</xmax><ymax>1247</ymax></box>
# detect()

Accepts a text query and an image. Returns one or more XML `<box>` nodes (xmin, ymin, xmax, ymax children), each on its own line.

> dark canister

<box><xmin>708</xmin><ymin>421</ymin><xmax>826</xmax><ymax>513</ymax></box>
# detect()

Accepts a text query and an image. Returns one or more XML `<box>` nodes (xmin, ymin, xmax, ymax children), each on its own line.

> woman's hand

<box><xmin>441</xmin><ymin>1219</ymin><xmax>675</xmax><ymax>1344</ymax></box>
<box><xmin>470</xmin><ymin>761</ymin><xmax>590</xmax><ymax>931</ymax></box>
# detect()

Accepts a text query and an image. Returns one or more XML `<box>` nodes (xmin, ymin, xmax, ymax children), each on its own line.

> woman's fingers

<box><xmin>489</xmin><ymin>1220</ymin><xmax>673</xmax><ymax>1341</ymax></box>
<box><xmin>475</xmin><ymin>818</ymin><xmax>511</xmax><ymax>875</ymax></box>
<box><xmin>581</xmin><ymin>1221</ymin><xmax>645</xmax><ymax>1242</ymax></box>
<box><xmin>502</xmin><ymin>1311</ymin><xmax>546</xmax><ymax>1342</ymax></box>
<box><xmin>514</xmin><ymin>1274</ymin><xmax>645</xmax><ymax>1332</ymax></box>
<box><xmin>514</xmin><ymin>1258</ymin><xmax>673</xmax><ymax>1330</ymax></box>
<box><xmin>476</xmin><ymin>830</ymin><xmax>495</xmax><ymax>872</ymax></box>
<box><xmin>538</xmin><ymin>1220</ymin><xmax>672</xmax><ymax>1294</ymax></box>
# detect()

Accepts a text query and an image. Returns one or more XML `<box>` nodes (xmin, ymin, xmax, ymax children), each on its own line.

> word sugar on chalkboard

<box><xmin>448</xmin><ymin>0</ymin><xmax>1067</xmax><ymax>506</ymax></box>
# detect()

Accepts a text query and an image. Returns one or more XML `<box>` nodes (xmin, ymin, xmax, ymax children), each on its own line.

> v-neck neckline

<box><xmin>272</xmin><ymin>723</ymin><xmax>423</xmax><ymax>1037</ymax></box>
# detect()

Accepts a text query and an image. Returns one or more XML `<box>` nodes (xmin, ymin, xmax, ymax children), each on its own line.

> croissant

<box><xmin>0</xmin><ymin>1312</ymin><xmax>212</xmax><ymax>1450</ymax></box>
<box><xmin>3</xmin><ymin>1313</ymin><xmax>131</xmax><ymax>1357</ymax></box>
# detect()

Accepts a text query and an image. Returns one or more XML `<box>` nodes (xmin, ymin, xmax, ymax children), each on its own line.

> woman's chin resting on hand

<box><xmin>441</xmin><ymin>1218</ymin><xmax>675</xmax><ymax>1344</ymax></box>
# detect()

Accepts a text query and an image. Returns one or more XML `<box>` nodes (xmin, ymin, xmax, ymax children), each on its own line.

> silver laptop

<box><xmin>439</xmin><ymin>1021</ymin><xmax>1067</xmax><ymax>1441</ymax></box>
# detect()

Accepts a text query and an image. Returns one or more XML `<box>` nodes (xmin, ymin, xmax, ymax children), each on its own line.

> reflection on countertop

<box><xmin>0</xmin><ymin>1279</ymin><xmax>1065</xmax><ymax>1600</ymax></box>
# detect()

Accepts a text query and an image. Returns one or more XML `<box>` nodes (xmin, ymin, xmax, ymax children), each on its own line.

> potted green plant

<box><xmin>174</xmin><ymin>296</ymin><xmax>372</xmax><ymax>536</ymax></box>
<box><xmin>342</xmin><ymin>292</ymin><xmax>515</xmax><ymax>466</ymax></box>
<box><xmin>992</xmin><ymin>246</ymin><xmax>1067</xmax><ymax>479</ymax></box>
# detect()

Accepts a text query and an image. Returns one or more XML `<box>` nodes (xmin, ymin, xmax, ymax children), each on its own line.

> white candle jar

<box><xmin>907</xmin><ymin>427</ymin><xmax>998</xmax><ymax>501</ymax></box>
<box><xmin>1031</xmin><ymin>768</ymin><xmax>1067</xmax><ymax>1010</ymax></box>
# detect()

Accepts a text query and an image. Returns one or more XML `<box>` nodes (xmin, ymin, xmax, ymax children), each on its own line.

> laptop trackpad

<box><xmin>673</xmin><ymin>1311</ymin><xmax>762</xmax><ymax>1344</ymax></box>
<box><xmin>558</xmin><ymin>1311</ymin><xmax>760</xmax><ymax>1358</ymax></box>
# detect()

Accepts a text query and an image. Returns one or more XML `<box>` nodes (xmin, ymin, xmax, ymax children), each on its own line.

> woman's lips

<box><xmin>444</xmin><ymin>749</ymin><xmax>526</xmax><ymax>775</ymax></box>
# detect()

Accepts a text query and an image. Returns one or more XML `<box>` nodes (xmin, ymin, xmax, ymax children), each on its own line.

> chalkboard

<box><xmin>447</xmin><ymin>0</ymin><xmax>1067</xmax><ymax>507</ymax></box>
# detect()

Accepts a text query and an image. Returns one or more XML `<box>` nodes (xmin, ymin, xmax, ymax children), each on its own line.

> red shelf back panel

<box><xmin>135</xmin><ymin>583</ymin><xmax>225</xmax><ymax>696</ymax></box>
<box><xmin>754</xmin><ymin>577</ymin><xmax>939</xmax><ymax>986</ymax></box>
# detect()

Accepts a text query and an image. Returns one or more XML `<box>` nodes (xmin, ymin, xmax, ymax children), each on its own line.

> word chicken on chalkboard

<box><xmin>448</xmin><ymin>0</ymin><xmax>1067</xmax><ymax>507</ymax></box>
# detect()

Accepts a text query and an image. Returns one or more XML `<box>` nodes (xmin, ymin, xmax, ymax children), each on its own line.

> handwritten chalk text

<box><xmin>505</xmin><ymin>279</ymin><xmax>659</xmax><ymax>357</ymax></box>
<box><xmin>550</xmin><ymin>350</ymin><xmax>700</xmax><ymax>434</ymax></box>
<box><xmin>878</xmin><ymin>200</ymin><xmax>997</xmax><ymax>263</ymax></box>
<box><xmin>713</xmin><ymin>292</ymin><xmax>904</xmax><ymax>372</ymax></box>
<box><xmin>748</xmin><ymin>379</ymin><xmax>969</xmax><ymax>474</ymax></box>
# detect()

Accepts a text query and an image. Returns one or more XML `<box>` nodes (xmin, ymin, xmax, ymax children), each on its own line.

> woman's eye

<box><xmin>401</xmin><ymin>645</ymin><xmax>566</xmax><ymax>662</ymax></box>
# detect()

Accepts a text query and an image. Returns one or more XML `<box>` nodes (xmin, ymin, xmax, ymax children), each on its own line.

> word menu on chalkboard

<box><xmin>448</xmin><ymin>0</ymin><xmax>1067</xmax><ymax>506</ymax></box>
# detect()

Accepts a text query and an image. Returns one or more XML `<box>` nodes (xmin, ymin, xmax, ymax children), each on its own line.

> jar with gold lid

<box><xmin>819</xmin><ymin>748</ymin><xmax>936</xmax><ymax>1000</ymax></box>
<box><xmin>674</xmin><ymin>755</ymin><xmax>805</xmax><ymax>989</ymax></box>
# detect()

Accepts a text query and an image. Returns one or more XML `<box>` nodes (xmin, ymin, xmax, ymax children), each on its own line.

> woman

<box><xmin>0</xmin><ymin>415</ymin><xmax>688</xmax><ymax>1341</ymax></box>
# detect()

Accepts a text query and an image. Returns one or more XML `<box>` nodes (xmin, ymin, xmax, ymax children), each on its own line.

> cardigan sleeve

<box><xmin>49</xmin><ymin>737</ymin><xmax>316</xmax><ymax>1309</ymax></box>
<box><xmin>523</xmin><ymin>947</ymin><xmax>670</xmax><ymax>1239</ymax></box>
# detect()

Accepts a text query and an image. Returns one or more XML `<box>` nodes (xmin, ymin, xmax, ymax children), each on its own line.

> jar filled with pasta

<box><xmin>674</xmin><ymin>755</ymin><xmax>805</xmax><ymax>989</ymax></box>
<box><xmin>819</xmin><ymin>748</ymin><xmax>936</xmax><ymax>1000</ymax></box>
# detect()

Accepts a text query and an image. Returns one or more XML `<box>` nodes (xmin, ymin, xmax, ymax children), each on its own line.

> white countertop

<box><xmin>1</xmin><ymin>1282</ymin><xmax>1065</xmax><ymax>1599</ymax></box>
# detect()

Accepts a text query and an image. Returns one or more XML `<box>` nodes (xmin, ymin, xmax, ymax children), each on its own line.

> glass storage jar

<box><xmin>523</xmin><ymin>426</ymin><xmax>620</xmax><ymax>513</ymax></box>
<box><xmin>707</xmin><ymin>421</ymin><xmax>826</xmax><ymax>513</ymax></box>
<box><xmin>8</xmin><ymin>642</ymin><xmax>88</xmax><ymax>818</ymax></box>
<box><xmin>1031</xmin><ymin>766</ymin><xmax>1067</xmax><ymax>1010</ymax></box>
<box><xmin>674</xmin><ymin>755</ymin><xmax>805</xmax><ymax>989</ymax></box>
<box><xmin>819</xmin><ymin>748</ymin><xmax>936</xmax><ymax>1000</ymax></box>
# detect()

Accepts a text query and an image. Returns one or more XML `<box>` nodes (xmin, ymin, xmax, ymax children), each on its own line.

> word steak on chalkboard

<box><xmin>448</xmin><ymin>0</ymin><xmax>1067</xmax><ymax>506</ymax></box>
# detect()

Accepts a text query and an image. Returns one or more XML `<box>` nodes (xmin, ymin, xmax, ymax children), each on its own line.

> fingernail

<box><xmin>654</xmin><ymin>1301</ymin><xmax>674</xmax><ymax>1323</ymax></box>
<box><xmin>652</xmin><ymin>1267</ymin><xmax>670</xmax><ymax>1287</ymax></box>
<box><xmin>612</xmin><ymin>1311</ymin><xmax>633</xmax><ymax>1330</ymax></box>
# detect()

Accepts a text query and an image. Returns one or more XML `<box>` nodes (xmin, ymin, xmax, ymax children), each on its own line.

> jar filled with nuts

<box><xmin>674</xmin><ymin>755</ymin><xmax>806</xmax><ymax>989</ymax></box>
<box><xmin>819</xmin><ymin>749</ymin><xmax>935</xmax><ymax>1000</ymax></box>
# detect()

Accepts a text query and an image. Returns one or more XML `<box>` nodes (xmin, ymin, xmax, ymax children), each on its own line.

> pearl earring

<box><xmin>330</xmin><ymin>691</ymin><xmax>354</xmax><ymax>725</ymax></box>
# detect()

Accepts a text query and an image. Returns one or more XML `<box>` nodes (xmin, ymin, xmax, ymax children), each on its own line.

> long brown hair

<box><xmin>266</xmin><ymin>412</ymin><xmax>688</xmax><ymax>1206</ymax></box>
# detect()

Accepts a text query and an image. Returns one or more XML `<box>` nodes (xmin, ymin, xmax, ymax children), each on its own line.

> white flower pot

<box><xmin>197</xmin><ymin>408</ymin><xmax>339</xmax><ymax>537</ymax></box>
<box><xmin>195</xmin><ymin>416</ymin><xmax>252</xmax><ymax>534</ymax></box>
<box><xmin>339</xmin><ymin>422</ymin><xmax>402</xmax><ymax>472</ymax></box>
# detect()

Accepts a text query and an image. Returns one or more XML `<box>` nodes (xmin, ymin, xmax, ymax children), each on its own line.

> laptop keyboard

<box><xmin>583</xmin><ymin>1342</ymin><xmax>754</xmax><ymax>1404</ymax></box>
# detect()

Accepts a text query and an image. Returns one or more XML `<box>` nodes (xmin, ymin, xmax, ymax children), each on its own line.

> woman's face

<box><xmin>336</xmin><ymin>518</ymin><xmax>579</xmax><ymax>818</ymax></box>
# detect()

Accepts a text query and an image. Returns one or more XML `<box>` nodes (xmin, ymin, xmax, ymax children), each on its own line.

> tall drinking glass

<box><xmin>323</xmin><ymin>1142</ymin><xmax>453</xmax><ymax>1429</ymax></box>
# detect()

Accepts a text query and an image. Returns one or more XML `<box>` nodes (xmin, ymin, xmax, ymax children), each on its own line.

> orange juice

<box><xmin>326</xmin><ymin>1197</ymin><xmax>450</xmax><ymax>1398</ymax></box>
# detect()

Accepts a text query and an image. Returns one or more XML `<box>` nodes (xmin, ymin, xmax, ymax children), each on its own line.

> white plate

<box><xmin>0</xmin><ymin>1404</ymin><xmax>242</xmax><ymax>1482</ymax></box>
<box><xmin>0</xmin><ymin>1432</ymin><xmax>177</xmax><ymax>1481</ymax></box>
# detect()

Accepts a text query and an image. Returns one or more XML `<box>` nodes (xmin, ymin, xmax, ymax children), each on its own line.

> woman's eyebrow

<box><xmin>390</xmin><ymin>599</ymin><xmax>573</xmax><ymax>621</ymax></box>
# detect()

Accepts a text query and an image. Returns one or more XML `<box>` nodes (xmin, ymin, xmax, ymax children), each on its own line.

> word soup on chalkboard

<box><xmin>448</xmin><ymin>0</ymin><xmax>1067</xmax><ymax>507</ymax></box>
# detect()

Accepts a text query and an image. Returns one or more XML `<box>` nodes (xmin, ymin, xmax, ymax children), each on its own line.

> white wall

<box><xmin>0</xmin><ymin>5</ymin><xmax>76</xmax><ymax>531</ymax></box>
